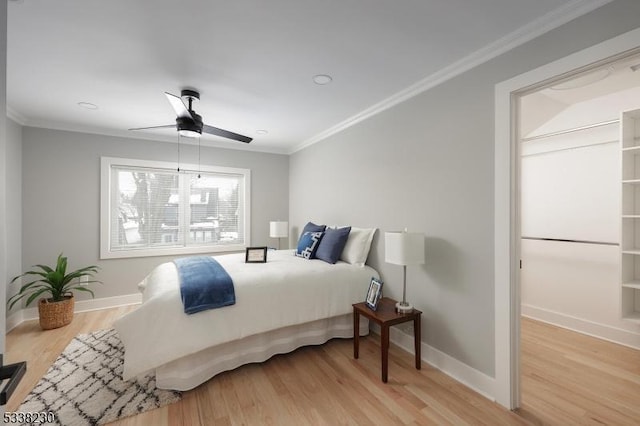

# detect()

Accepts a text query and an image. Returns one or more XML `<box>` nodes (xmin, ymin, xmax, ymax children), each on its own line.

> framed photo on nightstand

<box><xmin>365</xmin><ymin>277</ymin><xmax>383</xmax><ymax>310</ymax></box>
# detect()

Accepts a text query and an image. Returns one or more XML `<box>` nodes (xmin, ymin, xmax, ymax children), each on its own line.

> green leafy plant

<box><xmin>7</xmin><ymin>253</ymin><xmax>101</xmax><ymax>309</ymax></box>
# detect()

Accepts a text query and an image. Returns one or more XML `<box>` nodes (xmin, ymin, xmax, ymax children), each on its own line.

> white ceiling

<box><xmin>540</xmin><ymin>52</ymin><xmax>640</xmax><ymax>104</ymax></box>
<box><xmin>7</xmin><ymin>0</ymin><xmax>598</xmax><ymax>154</ymax></box>
<box><xmin>520</xmin><ymin>51</ymin><xmax>640</xmax><ymax>137</ymax></box>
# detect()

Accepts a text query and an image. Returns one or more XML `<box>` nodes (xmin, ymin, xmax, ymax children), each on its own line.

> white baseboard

<box><xmin>522</xmin><ymin>304</ymin><xmax>640</xmax><ymax>350</ymax></box>
<box><xmin>370</xmin><ymin>324</ymin><xmax>496</xmax><ymax>401</ymax></box>
<box><xmin>6</xmin><ymin>293</ymin><xmax>142</xmax><ymax>332</ymax></box>
<box><xmin>6</xmin><ymin>310</ymin><xmax>24</xmax><ymax>333</ymax></box>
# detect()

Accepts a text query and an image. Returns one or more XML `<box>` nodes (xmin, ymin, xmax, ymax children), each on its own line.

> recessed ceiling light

<box><xmin>77</xmin><ymin>102</ymin><xmax>98</xmax><ymax>110</ymax></box>
<box><xmin>256</xmin><ymin>129</ymin><xmax>268</xmax><ymax>135</ymax></box>
<box><xmin>313</xmin><ymin>74</ymin><xmax>333</xmax><ymax>85</ymax></box>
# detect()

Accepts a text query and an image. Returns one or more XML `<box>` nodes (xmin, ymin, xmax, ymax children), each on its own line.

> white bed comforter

<box><xmin>114</xmin><ymin>249</ymin><xmax>378</xmax><ymax>380</ymax></box>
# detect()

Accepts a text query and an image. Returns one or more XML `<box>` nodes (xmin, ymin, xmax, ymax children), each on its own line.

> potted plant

<box><xmin>8</xmin><ymin>253</ymin><xmax>101</xmax><ymax>330</ymax></box>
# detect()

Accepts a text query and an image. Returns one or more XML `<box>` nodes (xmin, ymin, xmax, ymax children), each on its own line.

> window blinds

<box><xmin>109</xmin><ymin>165</ymin><xmax>245</xmax><ymax>253</ymax></box>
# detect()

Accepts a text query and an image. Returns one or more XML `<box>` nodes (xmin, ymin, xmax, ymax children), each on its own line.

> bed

<box><xmin>114</xmin><ymin>248</ymin><xmax>378</xmax><ymax>391</ymax></box>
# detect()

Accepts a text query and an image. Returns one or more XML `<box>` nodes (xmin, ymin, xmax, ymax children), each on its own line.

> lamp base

<box><xmin>396</xmin><ymin>301</ymin><xmax>414</xmax><ymax>314</ymax></box>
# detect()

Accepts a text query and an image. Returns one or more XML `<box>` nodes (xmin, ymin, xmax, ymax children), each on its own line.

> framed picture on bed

<box><xmin>245</xmin><ymin>246</ymin><xmax>268</xmax><ymax>263</ymax></box>
<box><xmin>365</xmin><ymin>277</ymin><xmax>383</xmax><ymax>310</ymax></box>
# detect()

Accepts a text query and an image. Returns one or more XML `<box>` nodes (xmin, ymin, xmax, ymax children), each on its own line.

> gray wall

<box><xmin>0</xmin><ymin>0</ymin><xmax>7</xmax><ymax>352</ymax></box>
<box><xmin>6</xmin><ymin>118</ymin><xmax>22</xmax><ymax>314</ymax></box>
<box><xmin>289</xmin><ymin>0</ymin><xmax>640</xmax><ymax>377</ymax></box>
<box><xmin>21</xmin><ymin>127</ymin><xmax>289</xmax><ymax>300</ymax></box>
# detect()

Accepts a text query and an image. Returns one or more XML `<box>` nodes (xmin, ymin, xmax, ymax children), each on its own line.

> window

<box><xmin>100</xmin><ymin>157</ymin><xmax>250</xmax><ymax>259</ymax></box>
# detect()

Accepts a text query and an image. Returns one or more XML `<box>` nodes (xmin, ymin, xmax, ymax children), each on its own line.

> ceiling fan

<box><xmin>129</xmin><ymin>89</ymin><xmax>253</xmax><ymax>143</ymax></box>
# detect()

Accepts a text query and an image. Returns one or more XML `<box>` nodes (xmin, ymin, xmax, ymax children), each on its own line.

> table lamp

<box><xmin>269</xmin><ymin>221</ymin><xmax>288</xmax><ymax>249</ymax></box>
<box><xmin>385</xmin><ymin>229</ymin><xmax>425</xmax><ymax>313</ymax></box>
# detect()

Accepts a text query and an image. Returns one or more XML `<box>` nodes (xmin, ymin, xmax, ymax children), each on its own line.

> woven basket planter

<box><xmin>38</xmin><ymin>295</ymin><xmax>75</xmax><ymax>330</ymax></box>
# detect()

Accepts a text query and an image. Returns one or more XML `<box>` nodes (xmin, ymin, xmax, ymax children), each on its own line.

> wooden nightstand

<box><xmin>353</xmin><ymin>297</ymin><xmax>421</xmax><ymax>383</ymax></box>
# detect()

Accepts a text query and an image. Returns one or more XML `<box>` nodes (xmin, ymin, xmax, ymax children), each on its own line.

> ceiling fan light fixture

<box><xmin>176</xmin><ymin>114</ymin><xmax>203</xmax><ymax>138</ymax></box>
<box><xmin>179</xmin><ymin>129</ymin><xmax>201</xmax><ymax>138</ymax></box>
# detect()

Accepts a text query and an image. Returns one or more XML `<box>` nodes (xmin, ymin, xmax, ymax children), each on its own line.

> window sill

<box><xmin>100</xmin><ymin>243</ymin><xmax>247</xmax><ymax>260</ymax></box>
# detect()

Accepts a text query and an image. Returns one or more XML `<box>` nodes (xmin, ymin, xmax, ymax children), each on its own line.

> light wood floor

<box><xmin>519</xmin><ymin>317</ymin><xmax>640</xmax><ymax>425</ymax></box>
<box><xmin>6</xmin><ymin>309</ymin><xmax>640</xmax><ymax>425</ymax></box>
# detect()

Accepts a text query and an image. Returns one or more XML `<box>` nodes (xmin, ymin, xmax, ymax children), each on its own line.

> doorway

<box><xmin>494</xmin><ymin>27</ymin><xmax>640</xmax><ymax>410</ymax></box>
<box><xmin>517</xmin><ymin>51</ymin><xmax>640</xmax><ymax>416</ymax></box>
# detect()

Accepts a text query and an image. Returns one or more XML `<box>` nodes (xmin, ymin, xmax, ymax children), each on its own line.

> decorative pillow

<box><xmin>315</xmin><ymin>226</ymin><xmax>351</xmax><ymax>264</ymax></box>
<box><xmin>295</xmin><ymin>231</ymin><xmax>324</xmax><ymax>259</ymax></box>
<box><xmin>301</xmin><ymin>222</ymin><xmax>326</xmax><ymax>234</ymax></box>
<box><xmin>340</xmin><ymin>227</ymin><xmax>376</xmax><ymax>267</ymax></box>
<box><xmin>294</xmin><ymin>222</ymin><xmax>326</xmax><ymax>257</ymax></box>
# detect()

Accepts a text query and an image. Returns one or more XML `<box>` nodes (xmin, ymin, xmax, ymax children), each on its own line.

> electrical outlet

<box><xmin>399</xmin><ymin>323</ymin><xmax>414</xmax><ymax>334</ymax></box>
<box><xmin>79</xmin><ymin>276</ymin><xmax>89</xmax><ymax>286</ymax></box>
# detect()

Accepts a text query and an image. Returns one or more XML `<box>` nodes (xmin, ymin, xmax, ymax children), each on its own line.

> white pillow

<box><xmin>339</xmin><ymin>227</ymin><xmax>376</xmax><ymax>267</ymax></box>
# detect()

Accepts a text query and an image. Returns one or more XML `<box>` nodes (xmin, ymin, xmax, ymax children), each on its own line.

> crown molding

<box><xmin>6</xmin><ymin>106</ymin><xmax>27</xmax><ymax>125</ymax></box>
<box><xmin>290</xmin><ymin>0</ymin><xmax>614</xmax><ymax>154</ymax></box>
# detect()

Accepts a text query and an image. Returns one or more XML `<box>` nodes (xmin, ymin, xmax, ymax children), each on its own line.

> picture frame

<box><xmin>245</xmin><ymin>246</ymin><xmax>268</xmax><ymax>263</ymax></box>
<box><xmin>365</xmin><ymin>277</ymin><xmax>383</xmax><ymax>311</ymax></box>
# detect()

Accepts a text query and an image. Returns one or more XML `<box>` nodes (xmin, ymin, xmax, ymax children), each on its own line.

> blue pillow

<box><xmin>295</xmin><ymin>231</ymin><xmax>324</xmax><ymax>259</ymax></box>
<box><xmin>315</xmin><ymin>226</ymin><xmax>351</xmax><ymax>264</ymax></box>
<box><xmin>302</xmin><ymin>222</ymin><xmax>326</xmax><ymax>234</ymax></box>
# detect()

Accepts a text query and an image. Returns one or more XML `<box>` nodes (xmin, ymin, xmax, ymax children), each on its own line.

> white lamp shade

<box><xmin>269</xmin><ymin>221</ymin><xmax>289</xmax><ymax>238</ymax></box>
<box><xmin>385</xmin><ymin>231</ymin><xmax>425</xmax><ymax>265</ymax></box>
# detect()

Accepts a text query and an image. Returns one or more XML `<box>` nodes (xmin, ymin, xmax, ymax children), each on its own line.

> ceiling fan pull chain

<box><xmin>177</xmin><ymin>132</ymin><xmax>181</xmax><ymax>172</ymax></box>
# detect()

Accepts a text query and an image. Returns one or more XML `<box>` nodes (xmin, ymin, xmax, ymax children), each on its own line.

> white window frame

<box><xmin>100</xmin><ymin>156</ymin><xmax>251</xmax><ymax>259</ymax></box>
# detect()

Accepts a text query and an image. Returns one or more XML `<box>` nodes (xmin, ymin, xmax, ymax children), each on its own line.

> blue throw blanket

<box><xmin>174</xmin><ymin>256</ymin><xmax>235</xmax><ymax>314</ymax></box>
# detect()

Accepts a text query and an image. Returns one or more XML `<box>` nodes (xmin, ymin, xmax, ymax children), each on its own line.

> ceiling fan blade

<box><xmin>165</xmin><ymin>92</ymin><xmax>193</xmax><ymax>119</ymax></box>
<box><xmin>202</xmin><ymin>124</ymin><xmax>253</xmax><ymax>143</ymax></box>
<box><xmin>128</xmin><ymin>124</ymin><xmax>176</xmax><ymax>131</ymax></box>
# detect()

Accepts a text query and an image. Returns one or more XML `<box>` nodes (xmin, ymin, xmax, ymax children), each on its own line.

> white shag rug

<box><xmin>18</xmin><ymin>328</ymin><xmax>182</xmax><ymax>425</ymax></box>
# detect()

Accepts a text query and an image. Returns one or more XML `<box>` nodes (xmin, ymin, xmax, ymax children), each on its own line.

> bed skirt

<box><xmin>155</xmin><ymin>313</ymin><xmax>369</xmax><ymax>390</ymax></box>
